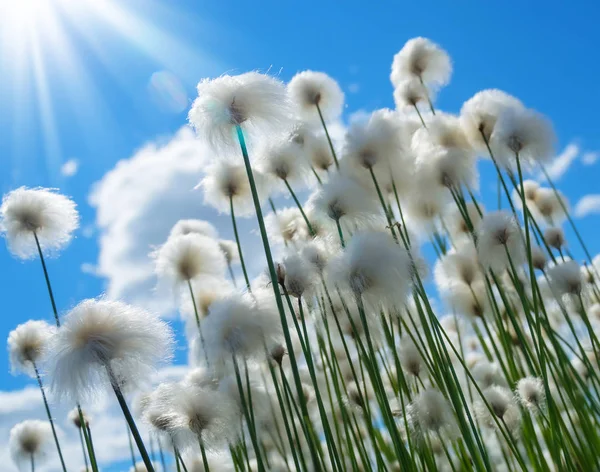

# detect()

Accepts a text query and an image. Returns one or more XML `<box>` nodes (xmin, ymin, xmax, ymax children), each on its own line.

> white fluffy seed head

<box><xmin>200</xmin><ymin>293</ymin><xmax>281</xmax><ymax>365</ymax></box>
<box><xmin>491</xmin><ymin>107</ymin><xmax>556</xmax><ymax>169</ymax></box>
<box><xmin>218</xmin><ymin>240</ymin><xmax>239</xmax><ymax>265</ymax></box>
<box><xmin>68</xmin><ymin>407</ymin><xmax>90</xmax><ymax>429</ymax></box>
<box><xmin>188</xmin><ymin>72</ymin><xmax>292</xmax><ymax>151</ymax></box>
<box><xmin>515</xmin><ymin>377</ymin><xmax>545</xmax><ymax>411</ymax></box>
<box><xmin>265</xmin><ymin>207</ymin><xmax>310</xmax><ymax>245</ymax></box>
<box><xmin>533</xmin><ymin>188</ymin><xmax>568</xmax><ymax>225</ymax></box>
<box><xmin>328</xmin><ymin>231</ymin><xmax>413</xmax><ymax>310</ymax></box>
<box><xmin>343</xmin><ymin>109</ymin><xmax>404</xmax><ymax>171</ymax></box>
<box><xmin>9</xmin><ymin>420</ymin><xmax>53</xmax><ymax>466</ymax></box>
<box><xmin>169</xmin><ymin>220</ymin><xmax>218</xmax><ymax>239</ymax></box>
<box><xmin>281</xmin><ymin>252</ymin><xmax>316</xmax><ymax>299</ymax></box>
<box><xmin>309</xmin><ymin>174</ymin><xmax>381</xmax><ymax>227</ymax></box>
<box><xmin>544</xmin><ymin>227</ymin><xmax>566</xmax><ymax>250</ymax></box>
<box><xmin>1</xmin><ymin>187</ymin><xmax>79</xmax><ymax>259</ymax></box>
<box><xmin>547</xmin><ymin>260</ymin><xmax>583</xmax><ymax>297</ymax></box>
<box><xmin>477</xmin><ymin>211</ymin><xmax>525</xmax><ymax>272</ymax></box>
<box><xmin>475</xmin><ymin>386</ymin><xmax>521</xmax><ymax>433</ymax></box>
<box><xmin>200</xmin><ymin>159</ymin><xmax>269</xmax><ymax>217</ymax></box>
<box><xmin>414</xmin><ymin>146</ymin><xmax>478</xmax><ymax>193</ymax></box>
<box><xmin>390</xmin><ymin>37</ymin><xmax>452</xmax><ymax>89</ymax></box>
<box><xmin>434</xmin><ymin>243</ymin><xmax>483</xmax><ymax>293</ymax></box>
<box><xmin>46</xmin><ymin>299</ymin><xmax>173</xmax><ymax>402</ymax></box>
<box><xmin>471</xmin><ymin>362</ymin><xmax>508</xmax><ymax>389</ymax></box>
<box><xmin>408</xmin><ymin>389</ymin><xmax>457</xmax><ymax>439</ymax></box>
<box><xmin>288</xmin><ymin>71</ymin><xmax>344</xmax><ymax>122</ymax></box>
<box><xmin>459</xmin><ymin>89</ymin><xmax>524</xmax><ymax>153</ymax></box>
<box><xmin>307</xmin><ymin>133</ymin><xmax>335</xmax><ymax>171</ymax></box>
<box><xmin>444</xmin><ymin>202</ymin><xmax>484</xmax><ymax>243</ymax></box>
<box><xmin>531</xmin><ymin>245</ymin><xmax>548</xmax><ymax>271</ymax></box>
<box><xmin>8</xmin><ymin>320</ymin><xmax>55</xmax><ymax>378</ymax></box>
<box><xmin>412</xmin><ymin>113</ymin><xmax>473</xmax><ymax>156</ymax></box>
<box><xmin>155</xmin><ymin>233</ymin><xmax>226</xmax><ymax>285</ymax></box>
<box><xmin>393</xmin><ymin>78</ymin><xmax>431</xmax><ymax>109</ymax></box>
<box><xmin>258</xmin><ymin>138</ymin><xmax>311</xmax><ymax>186</ymax></box>
<box><xmin>399</xmin><ymin>337</ymin><xmax>423</xmax><ymax>377</ymax></box>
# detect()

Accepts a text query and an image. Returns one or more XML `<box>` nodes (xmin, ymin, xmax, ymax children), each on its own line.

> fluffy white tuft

<box><xmin>393</xmin><ymin>78</ymin><xmax>432</xmax><ymax>109</ymax></box>
<box><xmin>9</xmin><ymin>420</ymin><xmax>53</xmax><ymax>466</ymax></box>
<box><xmin>328</xmin><ymin>231</ymin><xmax>413</xmax><ymax>310</ymax></box>
<box><xmin>288</xmin><ymin>70</ymin><xmax>345</xmax><ymax>122</ymax></box>
<box><xmin>258</xmin><ymin>138</ymin><xmax>311</xmax><ymax>188</ymax></box>
<box><xmin>169</xmin><ymin>219</ymin><xmax>218</xmax><ymax>239</ymax></box>
<box><xmin>407</xmin><ymin>389</ymin><xmax>457</xmax><ymax>439</ymax></box>
<box><xmin>390</xmin><ymin>37</ymin><xmax>452</xmax><ymax>88</ymax></box>
<box><xmin>475</xmin><ymin>385</ymin><xmax>521</xmax><ymax>433</ymax></box>
<box><xmin>476</xmin><ymin>211</ymin><xmax>525</xmax><ymax>272</ymax></box>
<box><xmin>188</xmin><ymin>72</ymin><xmax>292</xmax><ymax>151</ymax></box>
<box><xmin>8</xmin><ymin>320</ymin><xmax>55</xmax><ymax>378</ymax></box>
<box><xmin>547</xmin><ymin>260</ymin><xmax>583</xmax><ymax>296</ymax></box>
<box><xmin>459</xmin><ymin>89</ymin><xmax>524</xmax><ymax>153</ymax></box>
<box><xmin>1</xmin><ymin>187</ymin><xmax>79</xmax><ymax>259</ymax></box>
<box><xmin>515</xmin><ymin>376</ymin><xmax>545</xmax><ymax>411</ymax></box>
<box><xmin>491</xmin><ymin>107</ymin><xmax>556</xmax><ymax>169</ymax></box>
<box><xmin>200</xmin><ymin>293</ymin><xmax>282</xmax><ymax>365</ymax></box>
<box><xmin>200</xmin><ymin>158</ymin><xmax>270</xmax><ymax>216</ymax></box>
<box><xmin>46</xmin><ymin>299</ymin><xmax>173</xmax><ymax>402</ymax></box>
<box><xmin>154</xmin><ymin>233</ymin><xmax>226</xmax><ymax>285</ymax></box>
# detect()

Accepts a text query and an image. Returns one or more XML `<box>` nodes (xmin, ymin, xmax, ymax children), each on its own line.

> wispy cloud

<box><xmin>574</xmin><ymin>194</ymin><xmax>600</xmax><ymax>218</ymax></box>
<box><xmin>540</xmin><ymin>143</ymin><xmax>579</xmax><ymax>181</ymax></box>
<box><xmin>60</xmin><ymin>159</ymin><xmax>79</xmax><ymax>177</ymax></box>
<box><xmin>347</xmin><ymin>83</ymin><xmax>360</xmax><ymax>94</ymax></box>
<box><xmin>582</xmin><ymin>151</ymin><xmax>599</xmax><ymax>166</ymax></box>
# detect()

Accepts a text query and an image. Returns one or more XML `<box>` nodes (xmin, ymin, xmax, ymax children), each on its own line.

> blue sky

<box><xmin>1</xmin><ymin>0</ymin><xmax>600</xmax><ymax>470</ymax></box>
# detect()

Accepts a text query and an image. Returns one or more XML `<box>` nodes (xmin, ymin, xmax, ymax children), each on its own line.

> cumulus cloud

<box><xmin>574</xmin><ymin>194</ymin><xmax>600</xmax><ymax>218</ymax></box>
<box><xmin>540</xmin><ymin>143</ymin><xmax>579</xmax><ymax>181</ymax></box>
<box><xmin>60</xmin><ymin>159</ymin><xmax>79</xmax><ymax>178</ymax></box>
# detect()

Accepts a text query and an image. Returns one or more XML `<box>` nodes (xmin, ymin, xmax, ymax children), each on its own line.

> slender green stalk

<box><xmin>335</xmin><ymin>218</ymin><xmax>345</xmax><ymax>248</ymax></box>
<box><xmin>127</xmin><ymin>423</ymin><xmax>137</xmax><ymax>468</ymax></box>
<box><xmin>78</xmin><ymin>427</ymin><xmax>89</xmax><ymax>471</ymax></box>
<box><xmin>229</xmin><ymin>195</ymin><xmax>251</xmax><ymax>292</ymax></box>
<box><xmin>283</xmin><ymin>179</ymin><xmax>315</xmax><ymax>236</ymax></box>
<box><xmin>30</xmin><ymin>454</ymin><xmax>34</xmax><ymax>472</ymax></box>
<box><xmin>199</xmin><ymin>436</ymin><xmax>211</xmax><ymax>472</ymax></box>
<box><xmin>33</xmin><ymin>232</ymin><xmax>60</xmax><ymax>326</ymax></box>
<box><xmin>107</xmin><ymin>368</ymin><xmax>155</xmax><ymax>472</ymax></box>
<box><xmin>316</xmin><ymin>103</ymin><xmax>339</xmax><ymax>169</ymax></box>
<box><xmin>413</xmin><ymin>104</ymin><xmax>427</xmax><ymax>128</ymax></box>
<box><xmin>157</xmin><ymin>437</ymin><xmax>167</xmax><ymax>472</ymax></box>
<box><xmin>32</xmin><ymin>362</ymin><xmax>67</xmax><ymax>472</ymax></box>
<box><xmin>80</xmin><ymin>408</ymin><xmax>99</xmax><ymax>472</ymax></box>
<box><xmin>187</xmin><ymin>280</ymin><xmax>209</xmax><ymax>365</ymax></box>
<box><xmin>418</xmin><ymin>76</ymin><xmax>436</xmax><ymax>115</ymax></box>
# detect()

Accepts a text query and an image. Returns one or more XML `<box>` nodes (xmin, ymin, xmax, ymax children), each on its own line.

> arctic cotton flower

<box><xmin>200</xmin><ymin>159</ymin><xmax>270</xmax><ymax>216</ymax></box>
<box><xmin>0</xmin><ymin>187</ymin><xmax>79</xmax><ymax>259</ymax></box>
<box><xmin>459</xmin><ymin>89</ymin><xmax>524</xmax><ymax>153</ymax></box>
<box><xmin>169</xmin><ymin>220</ymin><xmax>218</xmax><ymax>239</ymax></box>
<box><xmin>476</xmin><ymin>211</ymin><xmax>525</xmax><ymax>272</ymax></box>
<box><xmin>155</xmin><ymin>233</ymin><xmax>226</xmax><ymax>286</ymax></box>
<box><xmin>258</xmin><ymin>138</ymin><xmax>311</xmax><ymax>188</ymax></box>
<box><xmin>200</xmin><ymin>293</ymin><xmax>281</xmax><ymax>365</ymax></box>
<box><xmin>407</xmin><ymin>389</ymin><xmax>457</xmax><ymax>439</ymax></box>
<box><xmin>393</xmin><ymin>78</ymin><xmax>432</xmax><ymax>110</ymax></box>
<box><xmin>288</xmin><ymin>70</ymin><xmax>345</xmax><ymax>122</ymax></box>
<box><xmin>547</xmin><ymin>260</ymin><xmax>583</xmax><ymax>297</ymax></box>
<box><xmin>9</xmin><ymin>420</ymin><xmax>53</xmax><ymax>468</ymax></box>
<box><xmin>188</xmin><ymin>72</ymin><xmax>292</xmax><ymax>151</ymax></box>
<box><xmin>8</xmin><ymin>320</ymin><xmax>55</xmax><ymax>378</ymax></box>
<box><xmin>46</xmin><ymin>299</ymin><xmax>173</xmax><ymax>401</ymax></box>
<box><xmin>515</xmin><ymin>376</ymin><xmax>545</xmax><ymax>411</ymax></box>
<box><xmin>533</xmin><ymin>187</ymin><xmax>568</xmax><ymax>225</ymax></box>
<box><xmin>475</xmin><ymin>386</ymin><xmax>522</xmax><ymax>434</ymax></box>
<box><xmin>328</xmin><ymin>231</ymin><xmax>413</xmax><ymax>309</ymax></box>
<box><xmin>390</xmin><ymin>37</ymin><xmax>452</xmax><ymax>88</ymax></box>
<box><xmin>491</xmin><ymin>107</ymin><xmax>556</xmax><ymax>169</ymax></box>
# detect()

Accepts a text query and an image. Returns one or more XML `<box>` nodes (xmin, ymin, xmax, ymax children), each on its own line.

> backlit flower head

<box><xmin>477</xmin><ymin>211</ymin><xmax>525</xmax><ymax>272</ymax></box>
<box><xmin>1</xmin><ymin>187</ymin><xmax>79</xmax><ymax>259</ymax></box>
<box><xmin>407</xmin><ymin>389</ymin><xmax>457</xmax><ymax>439</ymax></box>
<box><xmin>491</xmin><ymin>107</ymin><xmax>556</xmax><ymax>169</ymax></box>
<box><xmin>282</xmin><ymin>252</ymin><xmax>316</xmax><ymax>299</ymax></box>
<box><xmin>169</xmin><ymin>220</ymin><xmax>218</xmax><ymax>239</ymax></box>
<box><xmin>515</xmin><ymin>376</ymin><xmax>545</xmax><ymax>411</ymax></box>
<box><xmin>258</xmin><ymin>138</ymin><xmax>311</xmax><ymax>188</ymax></box>
<box><xmin>189</xmin><ymin>72</ymin><xmax>292</xmax><ymax>151</ymax></box>
<box><xmin>307</xmin><ymin>133</ymin><xmax>336</xmax><ymax>172</ymax></box>
<box><xmin>46</xmin><ymin>299</ymin><xmax>173</xmax><ymax>402</ymax></box>
<box><xmin>68</xmin><ymin>407</ymin><xmax>90</xmax><ymax>429</ymax></box>
<box><xmin>544</xmin><ymin>227</ymin><xmax>566</xmax><ymax>250</ymax></box>
<box><xmin>459</xmin><ymin>89</ymin><xmax>524</xmax><ymax>153</ymax></box>
<box><xmin>393</xmin><ymin>78</ymin><xmax>432</xmax><ymax>109</ymax></box>
<box><xmin>8</xmin><ymin>320</ymin><xmax>55</xmax><ymax>378</ymax></box>
<box><xmin>200</xmin><ymin>293</ymin><xmax>281</xmax><ymax>365</ymax></box>
<box><xmin>328</xmin><ymin>231</ymin><xmax>413</xmax><ymax>309</ymax></box>
<box><xmin>390</xmin><ymin>37</ymin><xmax>452</xmax><ymax>89</ymax></box>
<box><xmin>155</xmin><ymin>233</ymin><xmax>226</xmax><ymax>285</ymax></box>
<box><xmin>9</xmin><ymin>420</ymin><xmax>53</xmax><ymax>468</ymax></box>
<box><xmin>200</xmin><ymin>159</ymin><xmax>270</xmax><ymax>217</ymax></box>
<box><xmin>288</xmin><ymin>71</ymin><xmax>344</xmax><ymax>122</ymax></box>
<box><xmin>547</xmin><ymin>260</ymin><xmax>582</xmax><ymax>297</ymax></box>
<box><xmin>475</xmin><ymin>386</ymin><xmax>521</xmax><ymax>433</ymax></box>
<box><xmin>444</xmin><ymin>202</ymin><xmax>484</xmax><ymax>243</ymax></box>
<box><xmin>533</xmin><ymin>187</ymin><xmax>568</xmax><ymax>225</ymax></box>
<box><xmin>434</xmin><ymin>243</ymin><xmax>483</xmax><ymax>293</ymax></box>
<box><xmin>218</xmin><ymin>240</ymin><xmax>239</xmax><ymax>265</ymax></box>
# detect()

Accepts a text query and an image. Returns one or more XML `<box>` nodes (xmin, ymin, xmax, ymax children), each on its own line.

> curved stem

<box><xmin>33</xmin><ymin>231</ymin><xmax>60</xmax><ymax>326</ymax></box>
<box><xmin>229</xmin><ymin>195</ymin><xmax>251</xmax><ymax>292</ymax></box>
<box><xmin>187</xmin><ymin>280</ymin><xmax>209</xmax><ymax>365</ymax></box>
<box><xmin>108</xmin><ymin>367</ymin><xmax>155</xmax><ymax>472</ymax></box>
<box><xmin>316</xmin><ymin>103</ymin><xmax>339</xmax><ymax>169</ymax></box>
<box><xmin>33</xmin><ymin>362</ymin><xmax>67</xmax><ymax>472</ymax></box>
<box><xmin>283</xmin><ymin>179</ymin><xmax>315</xmax><ymax>236</ymax></box>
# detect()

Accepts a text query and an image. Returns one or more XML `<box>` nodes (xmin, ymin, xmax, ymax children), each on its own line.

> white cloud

<box><xmin>540</xmin><ymin>143</ymin><xmax>579</xmax><ymax>181</ymax></box>
<box><xmin>347</xmin><ymin>83</ymin><xmax>360</xmax><ymax>94</ymax></box>
<box><xmin>348</xmin><ymin>109</ymin><xmax>370</xmax><ymax>125</ymax></box>
<box><xmin>60</xmin><ymin>159</ymin><xmax>79</xmax><ymax>178</ymax></box>
<box><xmin>80</xmin><ymin>263</ymin><xmax>98</xmax><ymax>275</ymax></box>
<box><xmin>574</xmin><ymin>194</ymin><xmax>600</xmax><ymax>218</ymax></box>
<box><xmin>582</xmin><ymin>151</ymin><xmax>599</xmax><ymax>166</ymax></box>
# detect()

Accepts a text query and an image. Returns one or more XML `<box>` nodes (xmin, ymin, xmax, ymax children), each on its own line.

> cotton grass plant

<box><xmin>4</xmin><ymin>36</ymin><xmax>600</xmax><ymax>472</ymax></box>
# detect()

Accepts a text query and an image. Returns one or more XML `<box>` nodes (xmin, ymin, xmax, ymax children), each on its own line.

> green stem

<box><xmin>127</xmin><ymin>423</ymin><xmax>137</xmax><ymax>468</ymax></box>
<box><xmin>368</xmin><ymin>167</ymin><xmax>397</xmax><ymax>241</ymax></box>
<box><xmin>199</xmin><ymin>436</ymin><xmax>211</xmax><ymax>472</ymax></box>
<box><xmin>78</xmin><ymin>427</ymin><xmax>89</xmax><ymax>471</ymax></box>
<box><xmin>108</xmin><ymin>367</ymin><xmax>154</xmax><ymax>472</ymax></box>
<box><xmin>418</xmin><ymin>76</ymin><xmax>436</xmax><ymax>115</ymax></box>
<box><xmin>283</xmin><ymin>179</ymin><xmax>315</xmax><ymax>236</ymax></box>
<box><xmin>80</xmin><ymin>409</ymin><xmax>99</xmax><ymax>472</ymax></box>
<box><xmin>33</xmin><ymin>231</ymin><xmax>60</xmax><ymax>326</ymax></box>
<box><xmin>413</xmin><ymin>104</ymin><xmax>427</xmax><ymax>128</ymax></box>
<box><xmin>187</xmin><ymin>280</ymin><xmax>209</xmax><ymax>365</ymax></box>
<box><xmin>30</xmin><ymin>454</ymin><xmax>34</xmax><ymax>472</ymax></box>
<box><xmin>33</xmin><ymin>363</ymin><xmax>67</xmax><ymax>472</ymax></box>
<box><xmin>335</xmin><ymin>218</ymin><xmax>345</xmax><ymax>248</ymax></box>
<box><xmin>316</xmin><ymin>103</ymin><xmax>339</xmax><ymax>169</ymax></box>
<box><xmin>229</xmin><ymin>195</ymin><xmax>251</xmax><ymax>292</ymax></box>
